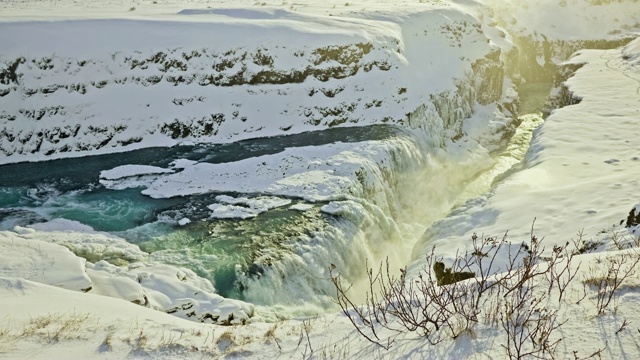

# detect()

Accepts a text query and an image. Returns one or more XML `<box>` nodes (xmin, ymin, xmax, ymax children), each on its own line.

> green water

<box><xmin>0</xmin><ymin>124</ymin><xmax>403</xmax><ymax>298</ymax></box>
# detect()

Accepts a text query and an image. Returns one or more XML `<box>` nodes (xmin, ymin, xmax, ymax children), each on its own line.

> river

<box><xmin>0</xmin><ymin>82</ymin><xmax>551</xmax><ymax>318</ymax></box>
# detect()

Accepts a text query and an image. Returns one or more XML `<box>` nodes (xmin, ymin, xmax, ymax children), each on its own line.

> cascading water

<box><xmin>455</xmin><ymin>83</ymin><xmax>550</xmax><ymax>204</ymax></box>
<box><xmin>0</xmin><ymin>81</ymin><xmax>557</xmax><ymax>322</ymax></box>
<box><xmin>0</xmin><ymin>5</ymin><xmax>574</xmax><ymax>319</ymax></box>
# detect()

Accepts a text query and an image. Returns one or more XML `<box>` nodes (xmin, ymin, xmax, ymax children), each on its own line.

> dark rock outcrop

<box><xmin>624</xmin><ymin>204</ymin><xmax>640</xmax><ymax>228</ymax></box>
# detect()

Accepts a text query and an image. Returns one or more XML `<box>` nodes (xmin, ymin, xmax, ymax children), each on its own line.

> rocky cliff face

<box><xmin>507</xmin><ymin>36</ymin><xmax>637</xmax><ymax>83</ymax></box>
<box><xmin>0</xmin><ymin>42</ymin><xmax>393</xmax><ymax>156</ymax></box>
<box><xmin>0</xmin><ymin>9</ymin><xmax>516</xmax><ymax>164</ymax></box>
<box><xmin>514</xmin><ymin>36</ymin><xmax>639</xmax><ymax>114</ymax></box>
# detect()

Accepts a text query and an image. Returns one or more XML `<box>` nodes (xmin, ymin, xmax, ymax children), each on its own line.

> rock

<box><xmin>433</xmin><ymin>261</ymin><xmax>475</xmax><ymax>286</ymax></box>
<box><xmin>624</xmin><ymin>204</ymin><xmax>640</xmax><ymax>228</ymax></box>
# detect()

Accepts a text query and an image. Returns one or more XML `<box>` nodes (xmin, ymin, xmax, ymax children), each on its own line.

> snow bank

<box><xmin>0</xmin><ymin>221</ymin><xmax>255</xmax><ymax>325</ymax></box>
<box><xmin>129</xmin><ymin>265</ymin><xmax>255</xmax><ymax>325</ymax></box>
<box><xmin>0</xmin><ymin>276</ymin><xmax>229</xmax><ymax>359</ymax></box>
<box><xmin>0</xmin><ymin>232</ymin><xmax>92</xmax><ymax>292</ymax></box>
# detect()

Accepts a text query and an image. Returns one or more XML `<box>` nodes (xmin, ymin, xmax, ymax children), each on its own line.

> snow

<box><xmin>208</xmin><ymin>195</ymin><xmax>292</xmax><ymax>219</ymax></box>
<box><xmin>1</xmin><ymin>0</ymin><xmax>640</xmax><ymax>359</ymax></box>
<box><xmin>482</xmin><ymin>0</ymin><xmax>640</xmax><ymax>41</ymax></box>
<box><xmin>0</xmin><ymin>232</ymin><xmax>92</xmax><ymax>292</ymax></box>
<box><xmin>99</xmin><ymin>165</ymin><xmax>174</xmax><ymax>180</ymax></box>
<box><xmin>0</xmin><ymin>220</ymin><xmax>255</xmax><ymax>327</ymax></box>
<box><xmin>0</xmin><ymin>0</ymin><xmax>502</xmax><ymax>164</ymax></box>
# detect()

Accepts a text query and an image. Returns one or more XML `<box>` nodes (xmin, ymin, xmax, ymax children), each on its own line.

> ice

<box><xmin>208</xmin><ymin>204</ymin><xmax>264</xmax><ymax>219</ymax></box>
<box><xmin>206</xmin><ymin>196</ymin><xmax>292</xmax><ymax>219</ymax></box>
<box><xmin>28</xmin><ymin>218</ymin><xmax>96</xmax><ymax>232</ymax></box>
<box><xmin>170</xmin><ymin>159</ymin><xmax>198</xmax><ymax>169</ymax></box>
<box><xmin>289</xmin><ymin>203</ymin><xmax>314</xmax><ymax>211</ymax></box>
<box><xmin>100</xmin><ymin>165</ymin><xmax>174</xmax><ymax>180</ymax></box>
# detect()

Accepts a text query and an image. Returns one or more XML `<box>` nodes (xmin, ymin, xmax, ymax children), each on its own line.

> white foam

<box><xmin>289</xmin><ymin>203</ymin><xmax>314</xmax><ymax>211</ymax></box>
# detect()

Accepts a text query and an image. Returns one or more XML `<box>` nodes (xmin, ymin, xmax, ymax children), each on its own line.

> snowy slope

<box><xmin>414</xmin><ymin>38</ymin><xmax>640</xmax><ymax>279</ymax></box>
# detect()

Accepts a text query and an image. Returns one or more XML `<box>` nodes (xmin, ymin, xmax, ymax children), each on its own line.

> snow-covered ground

<box><xmin>1</xmin><ymin>0</ymin><xmax>640</xmax><ymax>359</ymax></box>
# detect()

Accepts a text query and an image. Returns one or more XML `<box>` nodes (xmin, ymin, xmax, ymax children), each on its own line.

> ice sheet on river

<box><xmin>208</xmin><ymin>195</ymin><xmax>292</xmax><ymax>219</ymax></box>
<box><xmin>100</xmin><ymin>165</ymin><xmax>175</xmax><ymax>180</ymax></box>
<box><xmin>104</xmin><ymin>137</ymin><xmax>427</xmax><ymax>204</ymax></box>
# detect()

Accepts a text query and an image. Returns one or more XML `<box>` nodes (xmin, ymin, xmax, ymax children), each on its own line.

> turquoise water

<box><xmin>123</xmin><ymin>205</ymin><xmax>327</xmax><ymax>300</ymax></box>
<box><xmin>0</xmin><ymin>184</ymin><xmax>183</xmax><ymax>231</ymax></box>
<box><xmin>0</xmin><ymin>125</ymin><xmax>403</xmax><ymax>299</ymax></box>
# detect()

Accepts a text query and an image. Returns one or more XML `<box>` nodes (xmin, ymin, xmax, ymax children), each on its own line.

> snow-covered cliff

<box><xmin>0</xmin><ymin>4</ymin><xmax>512</xmax><ymax>164</ymax></box>
<box><xmin>472</xmin><ymin>0</ymin><xmax>639</xmax><ymax>83</ymax></box>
